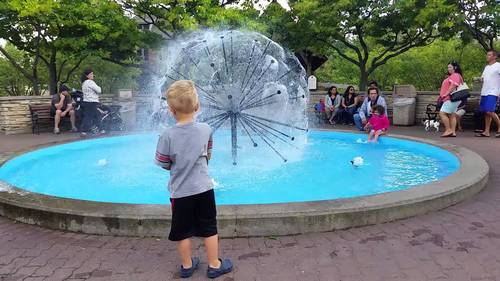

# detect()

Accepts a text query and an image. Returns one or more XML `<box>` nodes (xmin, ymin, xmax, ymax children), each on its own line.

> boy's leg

<box><xmin>194</xmin><ymin>190</ymin><xmax>221</xmax><ymax>268</ymax></box>
<box><xmin>204</xmin><ymin>235</ymin><xmax>221</xmax><ymax>268</ymax></box>
<box><xmin>169</xmin><ymin>195</ymin><xmax>197</xmax><ymax>270</ymax></box>
<box><xmin>178</xmin><ymin>238</ymin><xmax>193</xmax><ymax>268</ymax></box>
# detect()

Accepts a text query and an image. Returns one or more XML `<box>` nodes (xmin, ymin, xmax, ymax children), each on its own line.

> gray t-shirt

<box><xmin>155</xmin><ymin>122</ymin><xmax>213</xmax><ymax>198</ymax></box>
<box><xmin>51</xmin><ymin>94</ymin><xmax>72</xmax><ymax>111</ymax></box>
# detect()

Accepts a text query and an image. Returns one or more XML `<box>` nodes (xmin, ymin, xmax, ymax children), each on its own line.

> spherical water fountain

<box><xmin>0</xmin><ymin>30</ymin><xmax>489</xmax><ymax>237</ymax></box>
<box><xmin>154</xmin><ymin>30</ymin><xmax>309</xmax><ymax>165</ymax></box>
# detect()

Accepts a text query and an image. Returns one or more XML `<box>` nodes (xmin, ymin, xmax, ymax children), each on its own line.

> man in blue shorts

<box><xmin>476</xmin><ymin>49</ymin><xmax>500</xmax><ymax>138</ymax></box>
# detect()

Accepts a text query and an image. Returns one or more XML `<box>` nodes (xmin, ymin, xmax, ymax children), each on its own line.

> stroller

<box><xmin>70</xmin><ymin>89</ymin><xmax>125</xmax><ymax>132</ymax></box>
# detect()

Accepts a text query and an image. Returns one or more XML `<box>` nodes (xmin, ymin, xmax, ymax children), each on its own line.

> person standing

<box><xmin>476</xmin><ymin>49</ymin><xmax>500</xmax><ymax>138</ymax></box>
<box><xmin>80</xmin><ymin>69</ymin><xmax>103</xmax><ymax>136</ymax></box>
<box><xmin>438</xmin><ymin>61</ymin><xmax>464</xmax><ymax>137</ymax></box>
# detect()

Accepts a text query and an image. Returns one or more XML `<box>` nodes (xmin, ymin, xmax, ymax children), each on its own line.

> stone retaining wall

<box><xmin>309</xmin><ymin>90</ymin><xmax>482</xmax><ymax>126</ymax></box>
<box><xmin>0</xmin><ymin>89</ymin><xmax>483</xmax><ymax>134</ymax></box>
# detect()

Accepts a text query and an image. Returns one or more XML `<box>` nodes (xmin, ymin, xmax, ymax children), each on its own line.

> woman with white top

<box><xmin>80</xmin><ymin>69</ymin><xmax>103</xmax><ymax>136</ymax></box>
<box><xmin>324</xmin><ymin>86</ymin><xmax>342</xmax><ymax>124</ymax></box>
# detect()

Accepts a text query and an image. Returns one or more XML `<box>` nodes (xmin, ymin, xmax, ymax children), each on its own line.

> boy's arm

<box><xmin>207</xmin><ymin>134</ymin><xmax>213</xmax><ymax>161</ymax></box>
<box><xmin>155</xmin><ymin>135</ymin><xmax>172</xmax><ymax>170</ymax></box>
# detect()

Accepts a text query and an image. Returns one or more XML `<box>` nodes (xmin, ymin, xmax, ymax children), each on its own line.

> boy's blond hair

<box><xmin>165</xmin><ymin>80</ymin><xmax>199</xmax><ymax>114</ymax></box>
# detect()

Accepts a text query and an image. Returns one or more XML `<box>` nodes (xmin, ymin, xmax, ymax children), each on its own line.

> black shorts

<box><xmin>169</xmin><ymin>189</ymin><xmax>218</xmax><ymax>241</ymax></box>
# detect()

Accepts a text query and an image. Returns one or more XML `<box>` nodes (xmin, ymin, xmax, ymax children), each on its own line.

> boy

<box><xmin>155</xmin><ymin>80</ymin><xmax>233</xmax><ymax>279</ymax></box>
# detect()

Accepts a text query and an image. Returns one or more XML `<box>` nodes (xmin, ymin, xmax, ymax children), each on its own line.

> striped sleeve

<box><xmin>155</xmin><ymin>134</ymin><xmax>172</xmax><ymax>169</ymax></box>
<box><xmin>207</xmin><ymin>134</ymin><xmax>213</xmax><ymax>153</ymax></box>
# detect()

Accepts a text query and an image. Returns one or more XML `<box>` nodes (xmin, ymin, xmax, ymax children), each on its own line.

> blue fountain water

<box><xmin>0</xmin><ymin>131</ymin><xmax>459</xmax><ymax>205</ymax></box>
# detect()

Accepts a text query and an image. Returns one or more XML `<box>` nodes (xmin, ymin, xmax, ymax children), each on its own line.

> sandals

<box><xmin>496</xmin><ymin>132</ymin><xmax>500</xmax><ymax>138</ymax></box>
<box><xmin>180</xmin><ymin>257</ymin><xmax>200</xmax><ymax>278</ymax></box>
<box><xmin>441</xmin><ymin>133</ymin><xmax>456</xmax><ymax>138</ymax></box>
<box><xmin>475</xmin><ymin>132</ymin><xmax>490</xmax><ymax>137</ymax></box>
<box><xmin>207</xmin><ymin>258</ymin><xmax>233</xmax><ymax>279</ymax></box>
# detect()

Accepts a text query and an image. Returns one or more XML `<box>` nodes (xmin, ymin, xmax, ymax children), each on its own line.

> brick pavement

<box><xmin>1</xmin><ymin>128</ymin><xmax>500</xmax><ymax>281</ymax></box>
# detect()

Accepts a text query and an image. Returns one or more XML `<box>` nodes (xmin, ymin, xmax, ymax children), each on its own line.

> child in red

<box><xmin>365</xmin><ymin>104</ymin><xmax>389</xmax><ymax>142</ymax></box>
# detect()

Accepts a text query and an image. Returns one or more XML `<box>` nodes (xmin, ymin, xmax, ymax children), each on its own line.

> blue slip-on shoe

<box><xmin>180</xmin><ymin>257</ymin><xmax>200</xmax><ymax>278</ymax></box>
<box><xmin>207</xmin><ymin>258</ymin><xmax>233</xmax><ymax>279</ymax></box>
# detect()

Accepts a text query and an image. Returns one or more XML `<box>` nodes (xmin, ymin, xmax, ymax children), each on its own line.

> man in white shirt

<box><xmin>476</xmin><ymin>49</ymin><xmax>500</xmax><ymax>138</ymax></box>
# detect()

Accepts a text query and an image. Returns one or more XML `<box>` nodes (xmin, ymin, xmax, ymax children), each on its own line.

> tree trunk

<box><xmin>31</xmin><ymin>54</ymin><xmax>41</xmax><ymax>95</ymax></box>
<box><xmin>305</xmin><ymin>59</ymin><xmax>312</xmax><ymax>77</ymax></box>
<box><xmin>48</xmin><ymin>47</ymin><xmax>58</xmax><ymax>95</ymax></box>
<box><xmin>359</xmin><ymin>68</ymin><xmax>369</xmax><ymax>92</ymax></box>
<box><xmin>297</xmin><ymin>50</ymin><xmax>313</xmax><ymax>77</ymax></box>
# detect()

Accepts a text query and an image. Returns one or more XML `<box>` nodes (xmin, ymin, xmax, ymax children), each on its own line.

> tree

<box><xmin>120</xmin><ymin>0</ymin><xmax>259</xmax><ymax>39</ymax></box>
<box><xmin>0</xmin><ymin>0</ymin><xmax>159</xmax><ymax>95</ymax></box>
<box><xmin>456</xmin><ymin>0</ymin><xmax>499</xmax><ymax>52</ymax></box>
<box><xmin>259</xmin><ymin>1</ymin><xmax>326</xmax><ymax>76</ymax></box>
<box><xmin>292</xmin><ymin>0</ymin><xmax>456</xmax><ymax>90</ymax></box>
<box><xmin>0</xmin><ymin>44</ymin><xmax>36</xmax><ymax>96</ymax></box>
<box><xmin>315</xmin><ymin>39</ymin><xmax>486</xmax><ymax>91</ymax></box>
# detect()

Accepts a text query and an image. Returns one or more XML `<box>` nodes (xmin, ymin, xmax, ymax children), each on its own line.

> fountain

<box><xmin>0</xmin><ymin>30</ymin><xmax>489</xmax><ymax>237</ymax></box>
<box><xmin>154</xmin><ymin>30</ymin><xmax>308</xmax><ymax>165</ymax></box>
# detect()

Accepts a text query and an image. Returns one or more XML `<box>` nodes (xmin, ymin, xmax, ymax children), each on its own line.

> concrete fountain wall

<box><xmin>0</xmin><ymin>133</ymin><xmax>488</xmax><ymax>238</ymax></box>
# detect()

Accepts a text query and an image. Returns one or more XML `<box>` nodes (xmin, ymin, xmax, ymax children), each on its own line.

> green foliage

<box><xmin>278</xmin><ymin>0</ymin><xmax>457</xmax><ymax>89</ymax></box>
<box><xmin>0</xmin><ymin>44</ymin><xmax>34</xmax><ymax>96</ymax></box>
<box><xmin>65</xmin><ymin>56</ymin><xmax>142</xmax><ymax>95</ymax></box>
<box><xmin>121</xmin><ymin>0</ymin><xmax>260</xmax><ymax>37</ymax></box>
<box><xmin>456</xmin><ymin>0</ymin><xmax>499</xmax><ymax>51</ymax></box>
<box><xmin>0</xmin><ymin>44</ymin><xmax>141</xmax><ymax>96</ymax></box>
<box><xmin>316</xmin><ymin>39</ymin><xmax>488</xmax><ymax>91</ymax></box>
<box><xmin>0</xmin><ymin>0</ymin><xmax>160</xmax><ymax>94</ymax></box>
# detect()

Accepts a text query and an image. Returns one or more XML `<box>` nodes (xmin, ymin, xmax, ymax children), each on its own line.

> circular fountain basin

<box><xmin>0</xmin><ymin>131</ymin><xmax>488</xmax><ymax>237</ymax></box>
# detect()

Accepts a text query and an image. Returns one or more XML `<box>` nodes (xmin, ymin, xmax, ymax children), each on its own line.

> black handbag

<box><xmin>450</xmin><ymin>83</ymin><xmax>470</xmax><ymax>102</ymax></box>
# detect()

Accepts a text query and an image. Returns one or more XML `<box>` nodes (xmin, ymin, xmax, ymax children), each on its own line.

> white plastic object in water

<box><xmin>350</xmin><ymin>156</ymin><xmax>364</xmax><ymax>167</ymax></box>
<box><xmin>97</xmin><ymin>159</ymin><xmax>108</xmax><ymax>166</ymax></box>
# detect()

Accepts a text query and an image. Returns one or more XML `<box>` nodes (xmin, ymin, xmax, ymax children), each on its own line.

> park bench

<box><xmin>28</xmin><ymin>103</ymin><xmax>74</xmax><ymax>134</ymax></box>
<box><xmin>29</xmin><ymin>103</ymin><xmax>54</xmax><ymax>134</ymax></box>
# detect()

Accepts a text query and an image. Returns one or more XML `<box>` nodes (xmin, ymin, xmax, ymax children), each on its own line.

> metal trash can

<box><xmin>392</xmin><ymin>85</ymin><xmax>417</xmax><ymax>126</ymax></box>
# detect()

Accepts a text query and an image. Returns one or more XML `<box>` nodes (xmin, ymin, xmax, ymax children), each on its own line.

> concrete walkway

<box><xmin>1</xmin><ymin>127</ymin><xmax>500</xmax><ymax>281</ymax></box>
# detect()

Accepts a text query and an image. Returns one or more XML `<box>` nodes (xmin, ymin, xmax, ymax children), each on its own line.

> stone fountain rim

<box><xmin>0</xmin><ymin>130</ymin><xmax>489</xmax><ymax>237</ymax></box>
